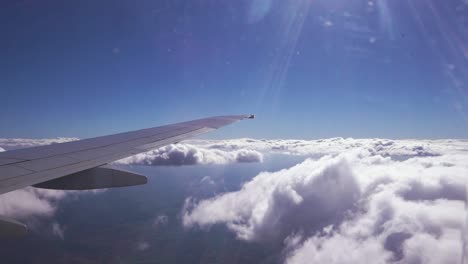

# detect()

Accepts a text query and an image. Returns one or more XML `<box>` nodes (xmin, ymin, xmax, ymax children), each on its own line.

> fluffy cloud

<box><xmin>186</xmin><ymin>138</ymin><xmax>465</xmax><ymax>159</ymax></box>
<box><xmin>51</xmin><ymin>222</ymin><xmax>65</xmax><ymax>240</ymax></box>
<box><xmin>183</xmin><ymin>156</ymin><xmax>361</xmax><ymax>242</ymax></box>
<box><xmin>115</xmin><ymin>144</ymin><xmax>263</xmax><ymax>166</ymax></box>
<box><xmin>286</xmin><ymin>233</ymin><xmax>391</xmax><ymax>264</ymax></box>
<box><xmin>182</xmin><ymin>140</ymin><xmax>468</xmax><ymax>264</ymax></box>
<box><xmin>0</xmin><ymin>137</ymin><xmax>78</xmax><ymax>151</ymax></box>
<box><xmin>0</xmin><ymin>187</ymin><xmax>65</xmax><ymax>218</ymax></box>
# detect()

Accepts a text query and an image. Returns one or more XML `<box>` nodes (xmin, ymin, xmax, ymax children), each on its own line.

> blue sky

<box><xmin>1</xmin><ymin>0</ymin><xmax>467</xmax><ymax>139</ymax></box>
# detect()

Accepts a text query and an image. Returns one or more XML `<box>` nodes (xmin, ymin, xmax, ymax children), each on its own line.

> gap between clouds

<box><xmin>4</xmin><ymin>137</ymin><xmax>465</xmax><ymax>167</ymax></box>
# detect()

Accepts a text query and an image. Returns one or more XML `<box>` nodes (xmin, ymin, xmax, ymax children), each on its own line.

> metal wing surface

<box><xmin>0</xmin><ymin>115</ymin><xmax>254</xmax><ymax>195</ymax></box>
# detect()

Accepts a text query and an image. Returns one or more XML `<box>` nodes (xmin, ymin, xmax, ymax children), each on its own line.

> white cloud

<box><xmin>153</xmin><ymin>214</ymin><xmax>169</xmax><ymax>228</ymax></box>
<box><xmin>0</xmin><ymin>137</ymin><xmax>78</xmax><ymax>151</ymax></box>
<box><xmin>0</xmin><ymin>188</ymin><xmax>59</xmax><ymax>218</ymax></box>
<box><xmin>136</xmin><ymin>241</ymin><xmax>150</xmax><ymax>251</ymax></box>
<box><xmin>51</xmin><ymin>222</ymin><xmax>65</xmax><ymax>240</ymax></box>
<box><xmin>181</xmin><ymin>139</ymin><xmax>468</xmax><ymax>263</ymax></box>
<box><xmin>115</xmin><ymin>144</ymin><xmax>263</xmax><ymax>166</ymax></box>
<box><xmin>186</xmin><ymin>138</ymin><xmax>464</xmax><ymax>159</ymax></box>
<box><xmin>286</xmin><ymin>233</ymin><xmax>391</xmax><ymax>264</ymax></box>
<box><xmin>183</xmin><ymin>156</ymin><xmax>361</xmax><ymax>242</ymax></box>
<box><xmin>0</xmin><ymin>186</ymin><xmax>103</xmax><ymax>220</ymax></box>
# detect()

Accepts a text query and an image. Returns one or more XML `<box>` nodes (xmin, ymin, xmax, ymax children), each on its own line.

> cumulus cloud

<box><xmin>115</xmin><ymin>144</ymin><xmax>263</xmax><ymax>166</ymax></box>
<box><xmin>182</xmin><ymin>140</ymin><xmax>468</xmax><ymax>263</ymax></box>
<box><xmin>186</xmin><ymin>137</ymin><xmax>462</xmax><ymax>159</ymax></box>
<box><xmin>286</xmin><ymin>232</ymin><xmax>391</xmax><ymax>264</ymax></box>
<box><xmin>0</xmin><ymin>137</ymin><xmax>78</xmax><ymax>151</ymax></box>
<box><xmin>183</xmin><ymin>156</ymin><xmax>361</xmax><ymax>242</ymax></box>
<box><xmin>0</xmin><ymin>187</ymin><xmax>62</xmax><ymax>218</ymax></box>
<box><xmin>0</xmin><ymin>186</ymin><xmax>78</xmax><ymax>238</ymax></box>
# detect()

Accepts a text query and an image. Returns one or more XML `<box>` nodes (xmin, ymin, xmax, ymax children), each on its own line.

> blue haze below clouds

<box><xmin>1</xmin><ymin>0</ymin><xmax>467</xmax><ymax>139</ymax></box>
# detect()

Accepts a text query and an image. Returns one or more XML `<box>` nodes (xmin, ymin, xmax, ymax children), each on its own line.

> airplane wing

<box><xmin>0</xmin><ymin>115</ymin><xmax>254</xmax><ymax>235</ymax></box>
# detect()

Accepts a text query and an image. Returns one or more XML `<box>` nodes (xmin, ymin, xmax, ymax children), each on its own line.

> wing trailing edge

<box><xmin>33</xmin><ymin>165</ymin><xmax>147</xmax><ymax>190</ymax></box>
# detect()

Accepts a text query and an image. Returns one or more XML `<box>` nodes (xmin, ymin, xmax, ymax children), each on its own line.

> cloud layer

<box><xmin>183</xmin><ymin>156</ymin><xmax>361</xmax><ymax>242</ymax></box>
<box><xmin>0</xmin><ymin>137</ymin><xmax>78</xmax><ymax>151</ymax></box>
<box><xmin>182</xmin><ymin>139</ymin><xmax>468</xmax><ymax>264</ymax></box>
<box><xmin>2</xmin><ymin>136</ymin><xmax>467</xmax><ymax>262</ymax></box>
<box><xmin>0</xmin><ymin>187</ymin><xmax>65</xmax><ymax>218</ymax></box>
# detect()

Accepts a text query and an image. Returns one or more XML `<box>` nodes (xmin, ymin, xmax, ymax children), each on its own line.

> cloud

<box><xmin>286</xmin><ymin>232</ymin><xmax>391</xmax><ymax>264</ymax></box>
<box><xmin>51</xmin><ymin>222</ymin><xmax>65</xmax><ymax>239</ymax></box>
<box><xmin>323</xmin><ymin>20</ymin><xmax>334</xmax><ymax>27</ymax></box>
<box><xmin>181</xmin><ymin>140</ymin><xmax>468</xmax><ymax>263</ymax></box>
<box><xmin>186</xmin><ymin>138</ymin><xmax>455</xmax><ymax>159</ymax></box>
<box><xmin>0</xmin><ymin>187</ymin><xmax>61</xmax><ymax>218</ymax></box>
<box><xmin>0</xmin><ymin>137</ymin><xmax>78</xmax><ymax>151</ymax></box>
<box><xmin>136</xmin><ymin>241</ymin><xmax>150</xmax><ymax>251</ymax></box>
<box><xmin>183</xmin><ymin>156</ymin><xmax>361</xmax><ymax>242</ymax></box>
<box><xmin>115</xmin><ymin>144</ymin><xmax>263</xmax><ymax>166</ymax></box>
<box><xmin>2</xmin><ymin>136</ymin><xmax>467</xmax><ymax>261</ymax></box>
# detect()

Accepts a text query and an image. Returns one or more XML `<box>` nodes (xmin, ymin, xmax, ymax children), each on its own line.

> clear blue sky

<box><xmin>1</xmin><ymin>0</ymin><xmax>467</xmax><ymax>139</ymax></box>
